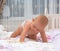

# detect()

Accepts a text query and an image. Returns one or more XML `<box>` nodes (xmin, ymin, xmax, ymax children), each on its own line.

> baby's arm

<box><xmin>40</xmin><ymin>30</ymin><xmax>48</xmax><ymax>42</ymax></box>
<box><xmin>10</xmin><ymin>25</ymin><xmax>23</xmax><ymax>38</ymax></box>
<box><xmin>20</xmin><ymin>22</ymin><xmax>30</xmax><ymax>42</ymax></box>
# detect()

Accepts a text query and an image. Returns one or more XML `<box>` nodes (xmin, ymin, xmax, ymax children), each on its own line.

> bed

<box><xmin>0</xmin><ymin>14</ymin><xmax>60</xmax><ymax>51</ymax></box>
<box><xmin>0</xmin><ymin>29</ymin><xmax>59</xmax><ymax>51</ymax></box>
<box><xmin>0</xmin><ymin>30</ymin><xmax>55</xmax><ymax>51</ymax></box>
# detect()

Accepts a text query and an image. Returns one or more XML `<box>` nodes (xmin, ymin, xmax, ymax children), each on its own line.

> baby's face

<box><xmin>31</xmin><ymin>21</ymin><xmax>44</xmax><ymax>33</ymax></box>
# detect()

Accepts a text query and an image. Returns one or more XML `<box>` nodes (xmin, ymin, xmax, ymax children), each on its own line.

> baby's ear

<box><xmin>32</xmin><ymin>18</ymin><xmax>35</xmax><ymax>21</ymax></box>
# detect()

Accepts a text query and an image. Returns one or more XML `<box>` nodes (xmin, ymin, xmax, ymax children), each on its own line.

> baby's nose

<box><xmin>35</xmin><ymin>30</ymin><xmax>39</xmax><ymax>34</ymax></box>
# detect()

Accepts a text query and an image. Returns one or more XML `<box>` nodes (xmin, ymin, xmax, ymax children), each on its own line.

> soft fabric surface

<box><xmin>0</xmin><ymin>40</ymin><xmax>55</xmax><ymax>51</ymax></box>
<box><xmin>0</xmin><ymin>29</ymin><xmax>60</xmax><ymax>51</ymax></box>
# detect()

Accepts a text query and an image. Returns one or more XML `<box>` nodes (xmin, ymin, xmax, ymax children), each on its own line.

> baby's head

<box><xmin>31</xmin><ymin>15</ymin><xmax>48</xmax><ymax>32</ymax></box>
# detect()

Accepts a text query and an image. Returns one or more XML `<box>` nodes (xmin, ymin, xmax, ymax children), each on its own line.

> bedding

<box><xmin>46</xmin><ymin>29</ymin><xmax>60</xmax><ymax>51</ymax></box>
<box><xmin>0</xmin><ymin>29</ymin><xmax>60</xmax><ymax>51</ymax></box>
<box><xmin>0</xmin><ymin>40</ymin><xmax>55</xmax><ymax>51</ymax></box>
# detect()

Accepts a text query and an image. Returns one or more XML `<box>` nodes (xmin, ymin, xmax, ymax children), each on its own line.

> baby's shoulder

<box><xmin>21</xmin><ymin>20</ymin><xmax>31</xmax><ymax>28</ymax></box>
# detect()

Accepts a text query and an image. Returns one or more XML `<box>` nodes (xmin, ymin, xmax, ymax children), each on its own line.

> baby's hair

<box><xmin>36</xmin><ymin>15</ymin><xmax>48</xmax><ymax>26</ymax></box>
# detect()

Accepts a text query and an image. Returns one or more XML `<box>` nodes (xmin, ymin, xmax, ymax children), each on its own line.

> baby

<box><xmin>10</xmin><ymin>15</ymin><xmax>48</xmax><ymax>42</ymax></box>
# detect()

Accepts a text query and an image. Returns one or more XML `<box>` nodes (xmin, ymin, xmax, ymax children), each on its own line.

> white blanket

<box><xmin>0</xmin><ymin>40</ymin><xmax>55</xmax><ymax>51</ymax></box>
<box><xmin>0</xmin><ymin>29</ymin><xmax>60</xmax><ymax>51</ymax></box>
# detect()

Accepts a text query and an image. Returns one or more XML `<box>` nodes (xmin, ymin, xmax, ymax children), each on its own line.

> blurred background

<box><xmin>0</xmin><ymin>0</ymin><xmax>60</xmax><ymax>31</ymax></box>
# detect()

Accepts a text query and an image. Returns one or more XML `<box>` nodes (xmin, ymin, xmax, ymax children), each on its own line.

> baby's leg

<box><xmin>10</xmin><ymin>26</ymin><xmax>23</xmax><ymax>38</ymax></box>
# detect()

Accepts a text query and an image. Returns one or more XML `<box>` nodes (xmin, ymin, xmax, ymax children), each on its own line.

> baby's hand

<box><xmin>4</xmin><ymin>37</ymin><xmax>11</xmax><ymax>40</ymax></box>
<box><xmin>10</xmin><ymin>34</ymin><xmax>16</xmax><ymax>38</ymax></box>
